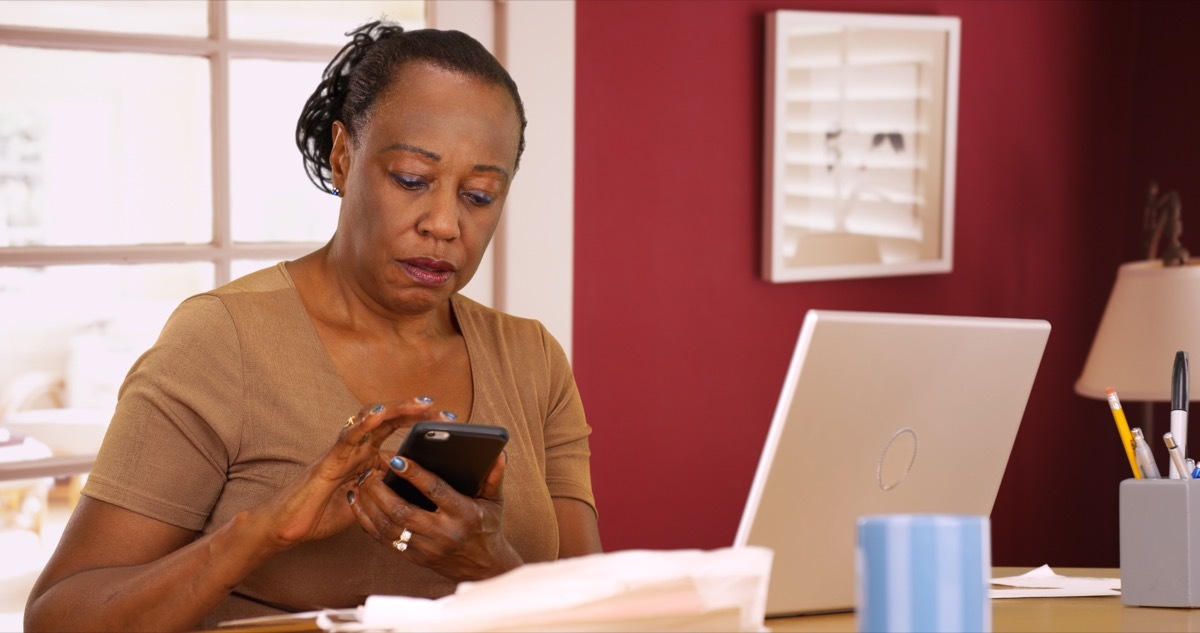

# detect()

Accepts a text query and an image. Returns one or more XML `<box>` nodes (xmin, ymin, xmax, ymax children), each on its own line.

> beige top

<box><xmin>83</xmin><ymin>263</ymin><xmax>595</xmax><ymax>627</ymax></box>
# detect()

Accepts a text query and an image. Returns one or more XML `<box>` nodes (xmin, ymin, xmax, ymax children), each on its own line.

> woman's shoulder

<box><xmin>209</xmin><ymin>262</ymin><xmax>293</xmax><ymax>296</ymax></box>
<box><xmin>451</xmin><ymin>294</ymin><xmax>569</xmax><ymax>364</ymax></box>
<box><xmin>165</xmin><ymin>263</ymin><xmax>301</xmax><ymax>336</ymax></box>
<box><xmin>178</xmin><ymin>263</ymin><xmax>296</xmax><ymax>313</ymax></box>
<box><xmin>452</xmin><ymin>293</ymin><xmax>545</xmax><ymax>337</ymax></box>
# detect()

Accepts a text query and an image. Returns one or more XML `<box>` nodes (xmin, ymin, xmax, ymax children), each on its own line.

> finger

<box><xmin>340</xmin><ymin>396</ymin><xmax>435</xmax><ymax>449</ymax></box>
<box><xmin>429</xmin><ymin>409</ymin><xmax>462</xmax><ymax>423</ymax></box>
<box><xmin>347</xmin><ymin>470</ymin><xmax>396</xmax><ymax>542</ymax></box>
<box><xmin>318</xmin><ymin>397</ymin><xmax>437</xmax><ymax>488</ymax></box>
<box><xmin>477</xmin><ymin>451</ymin><xmax>507</xmax><ymax>503</ymax></box>
<box><xmin>353</xmin><ymin>467</ymin><xmax>429</xmax><ymax>545</ymax></box>
<box><xmin>385</xmin><ymin>454</ymin><xmax>471</xmax><ymax>515</ymax></box>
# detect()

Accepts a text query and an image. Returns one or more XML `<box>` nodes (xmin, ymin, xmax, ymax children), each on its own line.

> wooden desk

<box><xmin>769</xmin><ymin>567</ymin><xmax>1200</xmax><ymax>633</ymax></box>
<box><xmin>215</xmin><ymin>568</ymin><xmax>1200</xmax><ymax>632</ymax></box>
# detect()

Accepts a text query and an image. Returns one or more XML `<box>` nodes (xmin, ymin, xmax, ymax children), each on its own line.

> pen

<box><xmin>1171</xmin><ymin>351</ymin><xmax>1189</xmax><ymax>478</ymax></box>
<box><xmin>1165</xmin><ymin>432</ymin><xmax>1189</xmax><ymax>480</ymax></box>
<box><xmin>1106</xmin><ymin>388</ymin><xmax>1141</xmax><ymax>479</ymax></box>
<box><xmin>1132</xmin><ymin>428</ymin><xmax>1161</xmax><ymax>479</ymax></box>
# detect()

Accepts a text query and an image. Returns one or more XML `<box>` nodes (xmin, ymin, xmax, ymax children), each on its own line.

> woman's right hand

<box><xmin>250</xmin><ymin>396</ymin><xmax>448</xmax><ymax>550</ymax></box>
<box><xmin>24</xmin><ymin>396</ymin><xmax>446</xmax><ymax>632</ymax></box>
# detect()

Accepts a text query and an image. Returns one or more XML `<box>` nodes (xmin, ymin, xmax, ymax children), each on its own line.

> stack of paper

<box><xmin>220</xmin><ymin>548</ymin><xmax>772</xmax><ymax>632</ymax></box>
<box><xmin>317</xmin><ymin>546</ymin><xmax>773</xmax><ymax>632</ymax></box>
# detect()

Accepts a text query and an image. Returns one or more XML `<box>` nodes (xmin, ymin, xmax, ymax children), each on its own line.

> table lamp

<box><xmin>1075</xmin><ymin>259</ymin><xmax>1200</xmax><ymax>439</ymax></box>
<box><xmin>1077</xmin><ymin>183</ymin><xmax>1197</xmax><ymax>444</ymax></box>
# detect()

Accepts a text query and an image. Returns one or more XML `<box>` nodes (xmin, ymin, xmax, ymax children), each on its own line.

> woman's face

<box><xmin>330</xmin><ymin>61</ymin><xmax>520</xmax><ymax>315</ymax></box>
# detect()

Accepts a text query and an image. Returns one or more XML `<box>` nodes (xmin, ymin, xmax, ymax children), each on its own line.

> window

<box><xmin>0</xmin><ymin>3</ymin><xmax>424</xmax><ymax>626</ymax></box>
<box><xmin>0</xmin><ymin>1</ymin><xmax>424</xmax><ymax>415</ymax></box>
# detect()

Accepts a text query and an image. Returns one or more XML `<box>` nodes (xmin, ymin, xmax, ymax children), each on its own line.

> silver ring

<box><xmin>392</xmin><ymin>527</ymin><xmax>412</xmax><ymax>551</ymax></box>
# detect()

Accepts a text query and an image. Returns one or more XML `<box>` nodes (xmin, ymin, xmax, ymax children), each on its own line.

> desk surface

<box><xmin>215</xmin><ymin>568</ymin><xmax>1200</xmax><ymax>633</ymax></box>
<box><xmin>770</xmin><ymin>567</ymin><xmax>1200</xmax><ymax>633</ymax></box>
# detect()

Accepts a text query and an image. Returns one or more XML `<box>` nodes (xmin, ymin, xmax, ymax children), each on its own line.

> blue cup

<box><xmin>856</xmin><ymin>514</ymin><xmax>991</xmax><ymax>633</ymax></box>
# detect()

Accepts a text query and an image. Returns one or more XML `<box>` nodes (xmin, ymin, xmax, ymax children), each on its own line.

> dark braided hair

<box><xmin>296</xmin><ymin>20</ymin><xmax>527</xmax><ymax>194</ymax></box>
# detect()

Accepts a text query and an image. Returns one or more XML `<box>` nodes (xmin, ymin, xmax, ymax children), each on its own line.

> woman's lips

<box><xmin>399</xmin><ymin>258</ymin><xmax>456</xmax><ymax>287</ymax></box>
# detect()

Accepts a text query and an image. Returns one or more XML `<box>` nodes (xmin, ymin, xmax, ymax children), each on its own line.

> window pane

<box><xmin>230</xmin><ymin>59</ymin><xmax>338</xmax><ymax>243</ymax></box>
<box><xmin>228</xmin><ymin>1</ymin><xmax>425</xmax><ymax>44</ymax></box>
<box><xmin>0</xmin><ymin>263</ymin><xmax>213</xmax><ymax>415</ymax></box>
<box><xmin>0</xmin><ymin>46</ymin><xmax>212</xmax><ymax>247</ymax></box>
<box><xmin>0</xmin><ymin>0</ymin><xmax>207</xmax><ymax>37</ymax></box>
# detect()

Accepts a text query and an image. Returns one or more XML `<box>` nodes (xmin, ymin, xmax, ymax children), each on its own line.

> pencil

<box><xmin>1106</xmin><ymin>387</ymin><xmax>1142</xmax><ymax>479</ymax></box>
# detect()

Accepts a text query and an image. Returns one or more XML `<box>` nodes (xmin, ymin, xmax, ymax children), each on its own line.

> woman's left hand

<box><xmin>349</xmin><ymin>450</ymin><xmax>523</xmax><ymax>580</ymax></box>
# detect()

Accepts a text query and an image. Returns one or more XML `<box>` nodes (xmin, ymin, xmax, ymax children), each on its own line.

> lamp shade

<box><xmin>1076</xmin><ymin>260</ymin><xmax>1200</xmax><ymax>401</ymax></box>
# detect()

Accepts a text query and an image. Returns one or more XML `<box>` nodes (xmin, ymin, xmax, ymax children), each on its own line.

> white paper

<box><xmin>326</xmin><ymin>547</ymin><xmax>773</xmax><ymax>632</ymax></box>
<box><xmin>990</xmin><ymin>564</ymin><xmax>1120</xmax><ymax>599</ymax></box>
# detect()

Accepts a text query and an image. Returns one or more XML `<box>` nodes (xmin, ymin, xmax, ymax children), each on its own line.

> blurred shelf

<box><xmin>0</xmin><ymin>454</ymin><xmax>94</xmax><ymax>482</ymax></box>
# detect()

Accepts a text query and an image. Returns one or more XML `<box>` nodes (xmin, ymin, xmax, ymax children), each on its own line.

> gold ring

<box><xmin>344</xmin><ymin>415</ymin><xmax>356</xmax><ymax>429</ymax></box>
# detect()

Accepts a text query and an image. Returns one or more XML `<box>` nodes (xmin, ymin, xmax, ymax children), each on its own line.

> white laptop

<box><xmin>733</xmin><ymin>310</ymin><xmax>1051</xmax><ymax>617</ymax></box>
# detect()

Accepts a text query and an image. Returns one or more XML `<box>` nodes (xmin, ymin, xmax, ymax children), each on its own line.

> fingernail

<box><xmin>416</xmin><ymin>396</ymin><xmax>433</xmax><ymax>404</ymax></box>
<box><xmin>346</xmin><ymin>490</ymin><xmax>356</xmax><ymax>505</ymax></box>
<box><xmin>390</xmin><ymin>456</ymin><xmax>407</xmax><ymax>472</ymax></box>
<box><xmin>356</xmin><ymin>469</ymin><xmax>372</xmax><ymax>486</ymax></box>
<box><xmin>370</xmin><ymin>404</ymin><xmax>384</xmax><ymax>414</ymax></box>
<box><xmin>441</xmin><ymin>410</ymin><xmax>458</xmax><ymax>421</ymax></box>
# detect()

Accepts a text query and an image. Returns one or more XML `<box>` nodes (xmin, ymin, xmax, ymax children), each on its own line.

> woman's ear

<box><xmin>330</xmin><ymin>120</ymin><xmax>350</xmax><ymax>191</ymax></box>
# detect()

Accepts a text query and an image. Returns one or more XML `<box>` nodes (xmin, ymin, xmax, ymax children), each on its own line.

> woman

<box><xmin>24</xmin><ymin>21</ymin><xmax>600</xmax><ymax>631</ymax></box>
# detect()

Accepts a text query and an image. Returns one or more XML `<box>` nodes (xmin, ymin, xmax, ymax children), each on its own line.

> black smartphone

<box><xmin>382</xmin><ymin>421</ymin><xmax>509</xmax><ymax>511</ymax></box>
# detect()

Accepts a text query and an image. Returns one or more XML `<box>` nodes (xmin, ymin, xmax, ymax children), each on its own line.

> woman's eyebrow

<box><xmin>385</xmin><ymin>143</ymin><xmax>440</xmax><ymax>161</ymax></box>
<box><xmin>473</xmin><ymin>163</ymin><xmax>510</xmax><ymax>181</ymax></box>
<box><xmin>385</xmin><ymin>143</ymin><xmax>510</xmax><ymax>181</ymax></box>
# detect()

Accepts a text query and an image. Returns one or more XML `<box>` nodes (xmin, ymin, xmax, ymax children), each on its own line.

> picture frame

<box><xmin>762</xmin><ymin>10</ymin><xmax>961</xmax><ymax>283</ymax></box>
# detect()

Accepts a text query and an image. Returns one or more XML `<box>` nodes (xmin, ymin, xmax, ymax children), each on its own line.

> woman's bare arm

<box><xmin>25</xmin><ymin>399</ymin><xmax>439</xmax><ymax>632</ymax></box>
<box><xmin>24</xmin><ymin>497</ymin><xmax>285</xmax><ymax>632</ymax></box>
<box><xmin>553</xmin><ymin>497</ymin><xmax>602</xmax><ymax>558</ymax></box>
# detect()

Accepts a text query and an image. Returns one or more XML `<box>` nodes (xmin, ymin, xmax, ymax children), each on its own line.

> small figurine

<box><xmin>1143</xmin><ymin>181</ymin><xmax>1189</xmax><ymax>266</ymax></box>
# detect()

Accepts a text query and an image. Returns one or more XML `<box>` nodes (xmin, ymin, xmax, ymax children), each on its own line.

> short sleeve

<box><xmin>82</xmin><ymin>295</ymin><xmax>244</xmax><ymax>531</ymax></box>
<box><xmin>538</xmin><ymin>325</ymin><xmax>597</xmax><ymax>514</ymax></box>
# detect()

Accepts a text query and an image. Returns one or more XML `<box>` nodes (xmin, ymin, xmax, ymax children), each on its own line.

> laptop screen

<box><xmin>733</xmin><ymin>310</ymin><xmax>1050</xmax><ymax>616</ymax></box>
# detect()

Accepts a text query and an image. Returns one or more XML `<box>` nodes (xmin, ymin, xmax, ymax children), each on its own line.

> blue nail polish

<box><xmin>346</xmin><ymin>490</ymin><xmax>356</xmax><ymax>504</ymax></box>
<box><xmin>371</xmin><ymin>404</ymin><xmax>384</xmax><ymax>414</ymax></box>
<box><xmin>390</xmin><ymin>456</ymin><xmax>407</xmax><ymax>472</ymax></box>
<box><xmin>416</xmin><ymin>396</ymin><xmax>433</xmax><ymax>404</ymax></box>
<box><xmin>442</xmin><ymin>410</ymin><xmax>458</xmax><ymax>421</ymax></box>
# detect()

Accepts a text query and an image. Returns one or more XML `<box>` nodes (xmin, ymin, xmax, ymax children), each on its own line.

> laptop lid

<box><xmin>733</xmin><ymin>310</ymin><xmax>1051</xmax><ymax>617</ymax></box>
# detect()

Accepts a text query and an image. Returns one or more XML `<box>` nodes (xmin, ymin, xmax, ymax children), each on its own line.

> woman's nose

<box><xmin>416</xmin><ymin>190</ymin><xmax>461</xmax><ymax>240</ymax></box>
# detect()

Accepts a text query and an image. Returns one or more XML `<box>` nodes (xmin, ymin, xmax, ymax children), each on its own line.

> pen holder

<box><xmin>1120</xmin><ymin>479</ymin><xmax>1200</xmax><ymax>607</ymax></box>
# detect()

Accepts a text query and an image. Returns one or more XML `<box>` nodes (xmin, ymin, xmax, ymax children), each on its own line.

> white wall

<box><xmin>432</xmin><ymin>0</ymin><xmax>576</xmax><ymax>358</ymax></box>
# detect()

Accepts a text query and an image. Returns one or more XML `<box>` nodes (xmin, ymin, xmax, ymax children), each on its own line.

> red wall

<box><xmin>573</xmin><ymin>0</ymin><xmax>1198</xmax><ymax>567</ymax></box>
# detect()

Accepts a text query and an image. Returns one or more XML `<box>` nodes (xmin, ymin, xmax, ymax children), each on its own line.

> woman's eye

<box><xmin>391</xmin><ymin>174</ymin><xmax>426</xmax><ymax>190</ymax></box>
<box><xmin>463</xmin><ymin>191</ymin><xmax>496</xmax><ymax>207</ymax></box>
